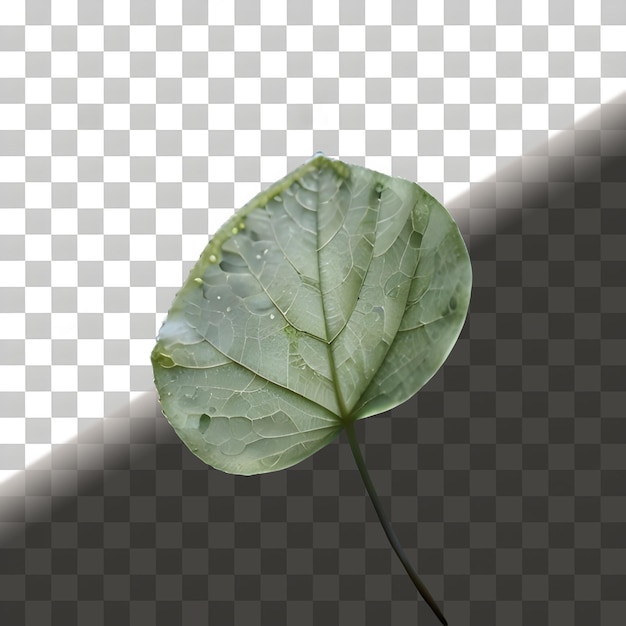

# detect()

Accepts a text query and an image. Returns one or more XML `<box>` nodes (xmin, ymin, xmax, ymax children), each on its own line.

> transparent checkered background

<box><xmin>1</xmin><ymin>1</ymin><xmax>625</xmax><ymax>625</ymax></box>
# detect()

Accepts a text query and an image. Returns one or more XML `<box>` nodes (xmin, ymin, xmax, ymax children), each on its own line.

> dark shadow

<box><xmin>1</xmin><ymin>93</ymin><xmax>625</xmax><ymax>626</ymax></box>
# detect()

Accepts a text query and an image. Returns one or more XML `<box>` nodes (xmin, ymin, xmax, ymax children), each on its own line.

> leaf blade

<box><xmin>152</xmin><ymin>155</ymin><xmax>471</xmax><ymax>474</ymax></box>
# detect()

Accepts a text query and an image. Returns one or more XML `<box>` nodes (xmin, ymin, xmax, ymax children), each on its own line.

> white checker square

<box><xmin>496</xmin><ymin>78</ymin><xmax>522</xmax><ymax>104</ymax></box>
<box><xmin>313</xmin><ymin>51</ymin><xmax>340</xmax><ymax>78</ymax></box>
<box><xmin>25</xmin><ymin>183</ymin><xmax>51</xmax><ymax>210</ymax></box>
<box><xmin>0</xmin><ymin>1</ymin><xmax>25</xmax><ymax>24</ymax></box>
<box><xmin>104</xmin><ymin>104</ymin><xmax>130</xmax><ymax>129</ymax></box>
<box><xmin>365</xmin><ymin>0</ymin><xmax>391</xmax><ymax>23</ymax></box>
<box><xmin>129</xmin><ymin>78</ymin><xmax>156</xmax><ymax>104</ymax></box>
<box><xmin>260</xmin><ymin>156</ymin><xmax>288</xmax><ymax>183</ymax></box>
<box><xmin>312</xmin><ymin>1</ymin><xmax>339</xmax><ymax>25</ymax></box>
<box><xmin>129</xmin><ymin>182</ymin><xmax>156</xmax><ymax>209</ymax></box>
<box><xmin>521</xmin><ymin>0</ymin><xmax>548</xmax><ymax>25</ymax></box>
<box><xmin>25</xmin><ymin>78</ymin><xmax>51</xmax><ymax>104</ymax></box>
<box><xmin>50</xmin><ymin>364</ymin><xmax>78</xmax><ymax>388</ymax></box>
<box><xmin>102</xmin><ymin>364</ymin><xmax>130</xmax><ymax>391</ymax></box>
<box><xmin>49</xmin><ymin>262</ymin><xmax>77</xmax><ymax>288</ymax></box>
<box><xmin>208</xmin><ymin>208</ymin><xmax>235</xmax><ymax>235</ymax></box>
<box><xmin>549</xmin><ymin>78</ymin><xmax>575</xmax><ymax>104</ymax></box>
<box><xmin>50</xmin><ymin>104</ymin><xmax>77</xmax><ymax>132</ymax></box>
<box><xmin>444</xmin><ymin>26</ymin><xmax>471</xmax><ymax>52</ymax></box>
<box><xmin>522</xmin><ymin>51</ymin><xmax>549</xmax><ymax>78</ymax></box>
<box><xmin>77</xmin><ymin>235</ymin><xmax>104</xmax><ymax>261</ymax></box>
<box><xmin>156</xmin><ymin>51</ymin><xmax>182</xmax><ymax>77</ymax></box>
<box><xmin>25</xmin><ymin>287</ymin><xmax>52</xmax><ymax>314</ymax></box>
<box><xmin>51</xmin><ymin>51</ymin><xmax>78</xmax><ymax>77</ymax></box>
<box><xmin>417</xmin><ymin>52</ymin><xmax>444</xmax><ymax>78</ymax></box>
<box><xmin>156</xmin><ymin>0</ymin><xmax>182</xmax><ymax>24</ymax></box>
<box><xmin>234</xmin><ymin>182</ymin><xmax>262</xmax><ymax>208</ymax></box>
<box><xmin>390</xmin><ymin>78</ymin><xmax>418</xmax><ymax>104</ymax></box>
<box><xmin>338</xmin><ymin>78</ymin><xmax>365</xmax><ymax>103</ymax></box>
<box><xmin>260</xmin><ymin>51</ymin><xmax>287</xmax><ymax>77</ymax></box>
<box><xmin>417</xmin><ymin>156</ymin><xmax>444</xmax><ymax>183</ymax></box>
<box><xmin>0</xmin><ymin>104</ymin><xmax>25</xmax><ymax>130</ymax></box>
<box><xmin>364</xmin><ymin>104</ymin><xmax>391</xmax><ymax>131</ymax></box>
<box><xmin>24</xmin><ymin>130</ymin><xmax>51</xmax><ymax>156</ymax></box>
<box><xmin>549</xmin><ymin>26</ymin><xmax>576</xmax><ymax>52</ymax></box>
<box><xmin>103</xmin><ymin>51</ymin><xmax>131</xmax><ymax>78</ymax></box>
<box><xmin>130</xmin><ymin>235</ymin><xmax>156</xmax><ymax>261</ymax></box>
<box><xmin>338</xmin><ymin>26</ymin><xmax>365</xmax><ymax>52</ymax></box>
<box><xmin>103</xmin><ymin>0</ymin><xmax>129</xmax><ymax>25</ymax></box>
<box><xmin>77</xmin><ymin>339</ymin><xmax>104</xmax><ymax>366</ymax></box>
<box><xmin>77</xmin><ymin>392</ymin><xmax>104</xmax><ymax>418</ymax></box>
<box><xmin>182</xmin><ymin>182</ymin><xmax>209</xmax><ymax>209</ymax></box>
<box><xmin>522</xmin><ymin>104</ymin><xmax>549</xmax><ymax>130</ymax></box>
<box><xmin>496</xmin><ymin>130</ymin><xmax>523</xmax><ymax>157</ymax></box>
<box><xmin>0</xmin><ymin>314</ymin><xmax>25</xmax><ymax>340</ymax></box>
<box><xmin>129</xmin><ymin>287</ymin><xmax>156</xmax><ymax>314</ymax></box>
<box><xmin>182</xmin><ymin>25</ymin><xmax>209</xmax><ymax>51</ymax></box>
<box><xmin>50</xmin><ymin>156</ymin><xmax>78</xmax><ymax>183</ymax></box>
<box><xmin>338</xmin><ymin>130</ymin><xmax>365</xmax><ymax>156</ymax></box>
<box><xmin>51</xmin><ymin>417</ymin><xmax>78</xmax><ymax>444</ymax></box>
<box><xmin>129</xmin><ymin>131</ymin><xmax>155</xmax><ymax>156</ymax></box>
<box><xmin>25</xmin><ymin>392</ymin><xmax>51</xmax><ymax>418</ymax></box>
<box><xmin>77</xmin><ymin>287</ymin><xmax>105</xmax><ymax>313</ymax></box>
<box><xmin>470</xmin><ymin>104</ymin><xmax>497</xmax><ymax>130</ymax></box>
<box><xmin>469</xmin><ymin>52</ymin><xmax>496</xmax><ymax>78</ymax></box>
<box><xmin>391</xmin><ymin>130</ymin><xmax>418</xmax><ymax>157</ymax></box>
<box><xmin>182</xmin><ymin>78</ymin><xmax>209</xmax><ymax>104</ymax></box>
<box><xmin>0</xmin><ymin>156</ymin><xmax>25</xmax><ymax>182</ymax></box>
<box><xmin>77</xmin><ymin>183</ymin><xmax>104</xmax><ymax>209</ymax></box>
<box><xmin>444</xmin><ymin>78</ymin><xmax>470</xmax><ymax>104</ymax></box>
<box><xmin>1</xmin><ymin>52</ymin><xmax>26</xmax><ymax>78</ymax></box>
<box><xmin>390</xmin><ymin>26</ymin><xmax>418</xmax><ymax>52</ymax></box>
<box><xmin>102</xmin><ymin>261</ymin><xmax>130</xmax><ymax>287</ymax></box>
<box><xmin>260</xmin><ymin>0</ymin><xmax>286</xmax><ymax>25</ymax></box>
<box><xmin>364</xmin><ymin>51</ymin><xmax>392</xmax><ymax>78</ymax></box>
<box><xmin>285</xmin><ymin>26</ymin><xmax>313</xmax><ymax>52</ymax></box>
<box><xmin>312</xmin><ymin>104</ymin><xmax>340</xmax><ymax>130</ymax></box>
<box><xmin>207</xmin><ymin>51</ymin><xmax>234</xmax><ymax>77</ymax></box>
<box><xmin>574</xmin><ymin>0</ymin><xmax>601</xmax><ymax>25</ymax></box>
<box><xmin>51</xmin><ymin>0</ymin><xmax>77</xmax><ymax>24</ymax></box>
<box><xmin>50</xmin><ymin>313</ymin><xmax>78</xmax><ymax>341</ymax></box>
<box><xmin>103</xmin><ymin>156</ymin><xmax>130</xmax><ymax>181</ymax></box>
<box><xmin>233</xmin><ymin>25</ymin><xmax>261</xmax><ymax>52</ymax></box>
<box><xmin>129</xmin><ymin>25</ymin><xmax>157</xmax><ymax>52</ymax></box>
<box><xmin>207</xmin><ymin>156</ymin><xmax>234</xmax><ymax>182</ymax></box>
<box><xmin>76</xmin><ymin>26</ymin><xmax>104</xmax><ymax>52</ymax></box>
<box><xmin>417</xmin><ymin>104</ymin><xmax>444</xmax><ymax>130</ymax></box>
<box><xmin>208</xmin><ymin>3</ymin><xmax>234</xmax><ymax>26</ymax></box>
<box><xmin>25</xmin><ymin>235</ymin><xmax>52</xmax><ymax>261</ymax></box>
<box><xmin>24</xmin><ymin>26</ymin><xmax>51</xmax><ymax>52</ymax></box>
<box><xmin>1</xmin><ymin>261</ymin><xmax>26</xmax><ymax>287</ymax></box>
<box><xmin>103</xmin><ymin>313</ymin><xmax>130</xmax><ymax>339</ymax></box>
<box><xmin>234</xmin><ymin>130</ymin><xmax>261</xmax><ymax>156</ymax></box>
<box><xmin>103</xmin><ymin>208</ymin><xmax>130</xmax><ymax>235</ymax></box>
<box><xmin>495</xmin><ymin>26</ymin><xmax>522</xmax><ymax>53</ymax></box>
<box><xmin>25</xmin><ymin>339</ymin><xmax>51</xmax><ymax>366</ymax></box>
<box><xmin>260</xmin><ymin>104</ymin><xmax>287</xmax><ymax>130</ymax></box>
<box><xmin>77</xmin><ymin>78</ymin><xmax>104</xmax><ymax>104</ymax></box>
<box><xmin>574</xmin><ymin>52</ymin><xmax>601</xmax><ymax>78</ymax></box>
<box><xmin>0</xmin><ymin>365</ymin><xmax>24</xmax><ymax>392</ymax></box>
<box><xmin>444</xmin><ymin>130</ymin><xmax>470</xmax><ymax>157</ymax></box>
<box><xmin>417</xmin><ymin>2</ymin><xmax>444</xmax><ymax>25</ymax></box>
<box><xmin>156</xmin><ymin>104</ymin><xmax>182</xmax><ymax>130</ymax></box>
<box><xmin>155</xmin><ymin>156</ymin><xmax>182</xmax><ymax>181</ymax></box>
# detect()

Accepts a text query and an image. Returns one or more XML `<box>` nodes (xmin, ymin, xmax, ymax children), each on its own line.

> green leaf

<box><xmin>152</xmin><ymin>155</ymin><xmax>469</xmax><ymax>623</ymax></box>
<box><xmin>152</xmin><ymin>155</ymin><xmax>471</xmax><ymax>476</ymax></box>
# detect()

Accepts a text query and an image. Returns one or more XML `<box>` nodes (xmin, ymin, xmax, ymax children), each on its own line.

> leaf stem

<box><xmin>344</xmin><ymin>420</ymin><xmax>448</xmax><ymax>626</ymax></box>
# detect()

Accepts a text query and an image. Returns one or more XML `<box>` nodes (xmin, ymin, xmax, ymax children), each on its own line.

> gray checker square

<box><xmin>1</xmin><ymin>2</ymin><xmax>625</xmax><ymax>626</ymax></box>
